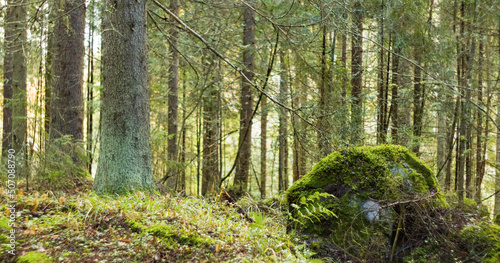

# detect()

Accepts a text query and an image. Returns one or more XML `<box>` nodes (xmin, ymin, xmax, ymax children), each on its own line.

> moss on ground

<box><xmin>17</xmin><ymin>251</ymin><xmax>53</xmax><ymax>263</ymax></box>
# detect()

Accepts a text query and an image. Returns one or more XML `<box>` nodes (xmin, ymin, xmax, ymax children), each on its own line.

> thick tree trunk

<box><xmin>350</xmin><ymin>1</ymin><xmax>363</xmax><ymax>145</ymax></box>
<box><xmin>234</xmin><ymin>0</ymin><xmax>255</xmax><ymax>195</ymax></box>
<box><xmin>2</xmin><ymin>2</ymin><xmax>14</xmax><ymax>155</ymax></box>
<box><xmin>93</xmin><ymin>0</ymin><xmax>156</xmax><ymax>195</ymax></box>
<box><xmin>166</xmin><ymin>0</ymin><xmax>180</xmax><ymax>190</ymax></box>
<box><xmin>3</xmin><ymin>1</ymin><xmax>27</xmax><ymax>164</ymax></box>
<box><xmin>51</xmin><ymin>0</ymin><xmax>85</xmax><ymax>142</ymax></box>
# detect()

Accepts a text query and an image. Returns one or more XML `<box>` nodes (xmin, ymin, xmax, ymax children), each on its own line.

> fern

<box><xmin>290</xmin><ymin>192</ymin><xmax>337</xmax><ymax>228</ymax></box>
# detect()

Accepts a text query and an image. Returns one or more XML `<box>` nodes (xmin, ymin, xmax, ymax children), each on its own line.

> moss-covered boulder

<box><xmin>286</xmin><ymin>145</ymin><xmax>446</xmax><ymax>260</ymax></box>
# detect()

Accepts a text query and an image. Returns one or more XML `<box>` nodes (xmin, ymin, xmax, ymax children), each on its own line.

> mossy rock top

<box><xmin>286</xmin><ymin>145</ymin><xmax>446</xmax><ymax>260</ymax></box>
<box><xmin>286</xmin><ymin>145</ymin><xmax>440</xmax><ymax>207</ymax></box>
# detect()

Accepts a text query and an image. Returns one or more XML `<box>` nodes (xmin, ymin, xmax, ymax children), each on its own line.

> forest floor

<box><xmin>0</xmin><ymin>188</ymin><xmax>317</xmax><ymax>263</ymax></box>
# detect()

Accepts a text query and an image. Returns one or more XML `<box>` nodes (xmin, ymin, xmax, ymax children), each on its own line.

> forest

<box><xmin>1</xmin><ymin>0</ymin><xmax>500</xmax><ymax>262</ymax></box>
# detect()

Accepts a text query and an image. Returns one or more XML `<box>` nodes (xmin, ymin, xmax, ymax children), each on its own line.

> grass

<box><xmin>0</xmin><ymin>188</ymin><xmax>314</xmax><ymax>262</ymax></box>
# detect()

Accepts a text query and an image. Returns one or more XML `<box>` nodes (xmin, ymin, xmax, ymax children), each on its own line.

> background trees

<box><xmin>1</xmin><ymin>0</ymin><xmax>500</xmax><ymax>213</ymax></box>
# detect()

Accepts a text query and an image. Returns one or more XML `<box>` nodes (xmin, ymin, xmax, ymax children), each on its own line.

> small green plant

<box><xmin>290</xmin><ymin>192</ymin><xmax>337</xmax><ymax>228</ymax></box>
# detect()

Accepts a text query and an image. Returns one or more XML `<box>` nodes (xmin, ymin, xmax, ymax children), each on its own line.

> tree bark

<box><xmin>233</xmin><ymin>0</ymin><xmax>255</xmax><ymax>195</ymax></box>
<box><xmin>2</xmin><ymin>1</ymin><xmax>14</xmax><ymax>156</ymax></box>
<box><xmin>51</xmin><ymin>0</ymin><xmax>85</xmax><ymax>142</ymax></box>
<box><xmin>3</xmin><ymin>1</ymin><xmax>27</xmax><ymax>164</ymax></box>
<box><xmin>350</xmin><ymin>1</ymin><xmax>363</xmax><ymax>145</ymax></box>
<box><xmin>166</xmin><ymin>0</ymin><xmax>180</xmax><ymax>191</ymax></box>
<box><xmin>93</xmin><ymin>0</ymin><xmax>156</xmax><ymax>195</ymax></box>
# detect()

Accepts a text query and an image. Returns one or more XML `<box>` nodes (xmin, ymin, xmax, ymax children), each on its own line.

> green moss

<box><xmin>286</xmin><ymin>145</ymin><xmax>446</xmax><ymax>258</ymax></box>
<box><xmin>461</xmin><ymin>222</ymin><xmax>500</xmax><ymax>262</ymax></box>
<box><xmin>17</xmin><ymin>251</ymin><xmax>53</xmax><ymax>263</ymax></box>
<box><xmin>147</xmin><ymin>225</ymin><xmax>208</xmax><ymax>246</ymax></box>
<box><xmin>286</xmin><ymin>145</ymin><xmax>440</xmax><ymax>207</ymax></box>
<box><xmin>126</xmin><ymin>218</ymin><xmax>145</xmax><ymax>232</ymax></box>
<box><xmin>126</xmin><ymin>218</ymin><xmax>212</xmax><ymax>247</ymax></box>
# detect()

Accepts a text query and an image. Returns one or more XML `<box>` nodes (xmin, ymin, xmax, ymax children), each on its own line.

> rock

<box><xmin>286</xmin><ymin>145</ymin><xmax>447</xmax><ymax>261</ymax></box>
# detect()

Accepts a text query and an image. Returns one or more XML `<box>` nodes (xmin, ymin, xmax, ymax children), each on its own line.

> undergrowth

<box><xmin>0</xmin><ymin>189</ymin><xmax>315</xmax><ymax>262</ymax></box>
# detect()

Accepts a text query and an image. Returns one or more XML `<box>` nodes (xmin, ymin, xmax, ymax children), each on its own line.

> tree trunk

<box><xmin>51</xmin><ymin>0</ymin><xmax>85</xmax><ymax>142</ymax></box>
<box><xmin>376</xmin><ymin>0</ymin><xmax>386</xmax><ymax>145</ymax></box>
<box><xmin>86</xmin><ymin>0</ymin><xmax>95</xmax><ymax>174</ymax></box>
<box><xmin>44</xmin><ymin>3</ymin><xmax>55</xmax><ymax>138</ymax></box>
<box><xmin>317</xmin><ymin>25</ymin><xmax>331</xmax><ymax>157</ymax></box>
<box><xmin>279</xmin><ymin>51</ymin><xmax>289</xmax><ymax>192</ymax></box>
<box><xmin>3</xmin><ymin>0</ymin><xmax>27</xmax><ymax>166</ymax></box>
<box><xmin>390</xmin><ymin>44</ymin><xmax>400</xmax><ymax>144</ymax></box>
<box><xmin>292</xmin><ymin>69</ymin><xmax>306</xmax><ymax>183</ymax></box>
<box><xmin>166</xmin><ymin>0</ymin><xmax>180</xmax><ymax>191</ymax></box>
<box><xmin>233</xmin><ymin>0</ymin><xmax>255</xmax><ymax>195</ymax></box>
<box><xmin>412</xmin><ymin>52</ymin><xmax>425</xmax><ymax>156</ymax></box>
<box><xmin>260</xmin><ymin>95</ymin><xmax>267</xmax><ymax>198</ymax></box>
<box><xmin>474</xmin><ymin>35</ymin><xmax>484</xmax><ymax>203</ymax></box>
<box><xmin>202</xmin><ymin>83</ymin><xmax>220</xmax><ymax>196</ymax></box>
<box><xmin>350</xmin><ymin>1</ymin><xmax>363</xmax><ymax>145</ymax></box>
<box><xmin>2</xmin><ymin>1</ymin><xmax>14</xmax><ymax>156</ymax></box>
<box><xmin>494</xmin><ymin>17</ymin><xmax>500</xmax><ymax>216</ymax></box>
<box><xmin>93</xmin><ymin>0</ymin><xmax>156</xmax><ymax>195</ymax></box>
<box><xmin>180</xmin><ymin>74</ymin><xmax>187</xmax><ymax>192</ymax></box>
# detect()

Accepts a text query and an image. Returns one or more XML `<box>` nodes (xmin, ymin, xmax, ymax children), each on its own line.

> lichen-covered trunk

<box><xmin>165</xmin><ymin>0</ymin><xmax>180</xmax><ymax>191</ymax></box>
<box><xmin>93</xmin><ymin>0</ymin><xmax>156</xmax><ymax>195</ymax></box>
<box><xmin>50</xmin><ymin>0</ymin><xmax>85</xmax><ymax>142</ymax></box>
<box><xmin>234</xmin><ymin>0</ymin><xmax>255</xmax><ymax>194</ymax></box>
<box><xmin>350</xmin><ymin>1</ymin><xmax>363</xmax><ymax>145</ymax></box>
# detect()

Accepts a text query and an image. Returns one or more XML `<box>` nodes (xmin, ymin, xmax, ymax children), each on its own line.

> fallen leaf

<box><xmin>32</xmin><ymin>199</ymin><xmax>39</xmax><ymax>212</ymax></box>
